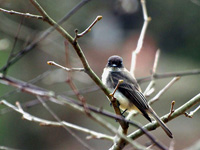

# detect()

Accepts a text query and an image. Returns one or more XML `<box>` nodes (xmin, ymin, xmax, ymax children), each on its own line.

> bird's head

<box><xmin>106</xmin><ymin>55</ymin><xmax>124</xmax><ymax>69</ymax></box>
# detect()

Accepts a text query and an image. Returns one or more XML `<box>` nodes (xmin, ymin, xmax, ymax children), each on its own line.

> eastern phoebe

<box><xmin>102</xmin><ymin>55</ymin><xmax>173</xmax><ymax>138</ymax></box>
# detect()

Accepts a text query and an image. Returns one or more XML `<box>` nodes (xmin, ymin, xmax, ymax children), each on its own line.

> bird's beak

<box><xmin>111</xmin><ymin>64</ymin><xmax>117</xmax><ymax>67</ymax></box>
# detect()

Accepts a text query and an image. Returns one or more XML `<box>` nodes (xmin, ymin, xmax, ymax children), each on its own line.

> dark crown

<box><xmin>107</xmin><ymin>55</ymin><xmax>124</xmax><ymax>68</ymax></box>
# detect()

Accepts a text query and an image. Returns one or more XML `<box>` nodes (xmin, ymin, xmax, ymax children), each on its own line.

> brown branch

<box><xmin>110</xmin><ymin>80</ymin><xmax>123</xmax><ymax>97</ymax></box>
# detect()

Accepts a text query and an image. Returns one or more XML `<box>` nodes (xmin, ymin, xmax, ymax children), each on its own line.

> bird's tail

<box><xmin>148</xmin><ymin>107</ymin><xmax>173</xmax><ymax>138</ymax></box>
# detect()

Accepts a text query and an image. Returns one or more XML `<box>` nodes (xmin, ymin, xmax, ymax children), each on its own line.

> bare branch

<box><xmin>0</xmin><ymin>8</ymin><xmax>43</xmax><ymax>19</ymax></box>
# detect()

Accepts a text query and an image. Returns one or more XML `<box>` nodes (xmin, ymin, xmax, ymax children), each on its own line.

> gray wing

<box><xmin>109</xmin><ymin>70</ymin><xmax>151</xmax><ymax>122</ymax></box>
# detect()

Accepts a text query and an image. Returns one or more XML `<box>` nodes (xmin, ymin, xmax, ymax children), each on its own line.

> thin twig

<box><xmin>110</xmin><ymin>80</ymin><xmax>123</xmax><ymax>98</ymax></box>
<box><xmin>168</xmin><ymin>101</ymin><xmax>175</xmax><ymax>120</ymax></box>
<box><xmin>149</xmin><ymin>77</ymin><xmax>180</xmax><ymax>105</ymax></box>
<box><xmin>74</xmin><ymin>15</ymin><xmax>102</xmax><ymax>42</ymax></box>
<box><xmin>144</xmin><ymin>49</ymin><xmax>160</xmax><ymax>96</ymax></box>
<box><xmin>137</xmin><ymin>69</ymin><xmax>200</xmax><ymax>83</ymax></box>
<box><xmin>47</xmin><ymin>61</ymin><xmax>85</xmax><ymax>72</ymax></box>
<box><xmin>0</xmin><ymin>8</ymin><xmax>43</xmax><ymax>19</ymax></box>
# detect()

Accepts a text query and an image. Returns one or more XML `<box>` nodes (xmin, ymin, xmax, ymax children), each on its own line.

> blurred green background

<box><xmin>0</xmin><ymin>0</ymin><xmax>200</xmax><ymax>149</ymax></box>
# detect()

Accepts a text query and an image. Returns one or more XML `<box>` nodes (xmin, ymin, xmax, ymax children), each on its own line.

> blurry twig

<box><xmin>144</xmin><ymin>49</ymin><xmax>160</xmax><ymax>96</ymax></box>
<box><xmin>110</xmin><ymin>80</ymin><xmax>123</xmax><ymax>98</ymax></box>
<box><xmin>0</xmin><ymin>8</ymin><xmax>43</xmax><ymax>19</ymax></box>
<box><xmin>148</xmin><ymin>77</ymin><xmax>180</xmax><ymax>105</ymax></box>
<box><xmin>169</xmin><ymin>140</ymin><xmax>175</xmax><ymax>150</ymax></box>
<box><xmin>130</xmin><ymin>0</ymin><xmax>151</xmax><ymax>75</ymax></box>
<box><xmin>0</xmin><ymin>145</ymin><xmax>19</xmax><ymax>150</ymax></box>
<box><xmin>137</xmin><ymin>69</ymin><xmax>200</xmax><ymax>83</ymax></box>
<box><xmin>184</xmin><ymin>104</ymin><xmax>200</xmax><ymax>118</ymax></box>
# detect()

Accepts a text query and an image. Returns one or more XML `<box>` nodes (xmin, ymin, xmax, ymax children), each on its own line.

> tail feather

<box><xmin>148</xmin><ymin>108</ymin><xmax>173</xmax><ymax>138</ymax></box>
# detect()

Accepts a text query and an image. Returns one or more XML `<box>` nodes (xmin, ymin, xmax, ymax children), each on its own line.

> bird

<box><xmin>102</xmin><ymin>55</ymin><xmax>173</xmax><ymax>138</ymax></box>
